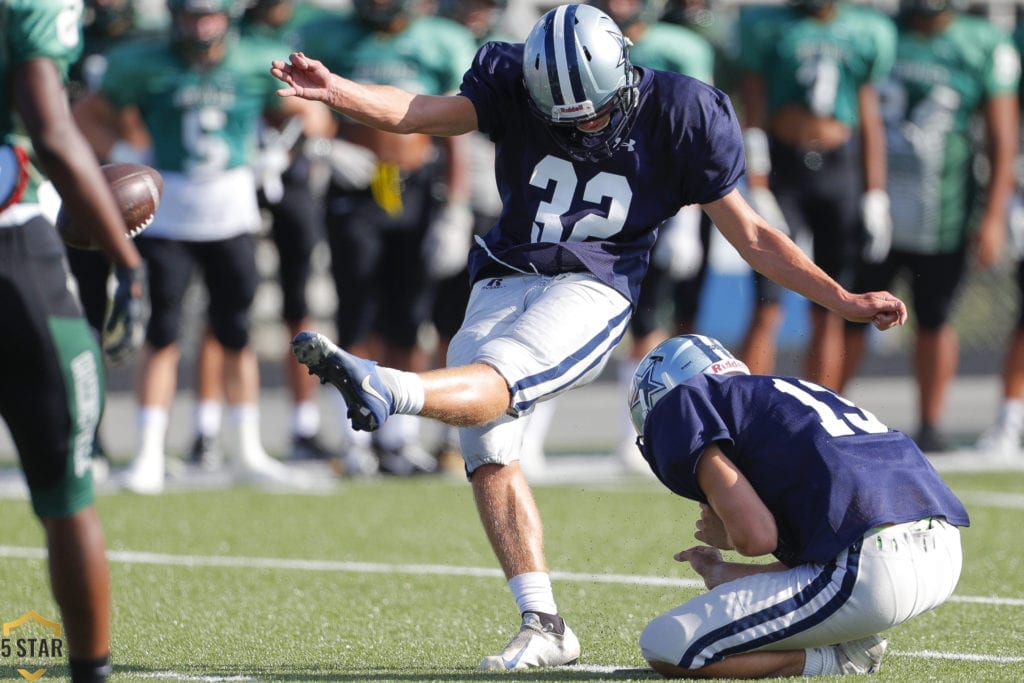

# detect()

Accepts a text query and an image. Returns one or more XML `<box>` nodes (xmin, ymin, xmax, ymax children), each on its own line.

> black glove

<box><xmin>103</xmin><ymin>263</ymin><xmax>147</xmax><ymax>366</ymax></box>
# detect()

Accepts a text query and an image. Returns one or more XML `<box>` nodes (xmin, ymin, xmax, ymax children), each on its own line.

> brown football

<box><xmin>56</xmin><ymin>162</ymin><xmax>163</xmax><ymax>250</ymax></box>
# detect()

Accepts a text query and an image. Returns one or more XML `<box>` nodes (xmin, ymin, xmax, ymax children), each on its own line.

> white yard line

<box><xmin>2</xmin><ymin>544</ymin><xmax>1022</xmax><ymax>608</ymax></box>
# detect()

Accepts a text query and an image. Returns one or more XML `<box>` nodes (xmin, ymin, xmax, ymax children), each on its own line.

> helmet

<box><xmin>522</xmin><ymin>4</ymin><xmax>640</xmax><ymax>162</ymax></box>
<box><xmin>588</xmin><ymin>0</ymin><xmax>660</xmax><ymax>30</ymax></box>
<box><xmin>85</xmin><ymin>0</ymin><xmax>136</xmax><ymax>40</ymax></box>
<box><xmin>353</xmin><ymin>0</ymin><xmax>415</xmax><ymax>29</ymax></box>
<box><xmin>628</xmin><ymin>334</ymin><xmax>749</xmax><ymax>434</ymax></box>
<box><xmin>167</xmin><ymin>0</ymin><xmax>240</xmax><ymax>62</ymax></box>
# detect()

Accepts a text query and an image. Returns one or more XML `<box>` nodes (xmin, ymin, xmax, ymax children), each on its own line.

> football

<box><xmin>56</xmin><ymin>163</ymin><xmax>163</xmax><ymax>250</ymax></box>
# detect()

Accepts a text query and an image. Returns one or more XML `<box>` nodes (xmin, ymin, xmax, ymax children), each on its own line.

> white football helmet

<box><xmin>522</xmin><ymin>3</ymin><xmax>639</xmax><ymax>161</ymax></box>
<box><xmin>628</xmin><ymin>334</ymin><xmax>749</xmax><ymax>434</ymax></box>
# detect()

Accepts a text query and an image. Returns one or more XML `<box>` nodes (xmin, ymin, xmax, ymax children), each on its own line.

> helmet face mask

<box><xmin>628</xmin><ymin>334</ymin><xmax>750</xmax><ymax>434</ymax></box>
<box><xmin>523</xmin><ymin>4</ymin><xmax>640</xmax><ymax>162</ymax></box>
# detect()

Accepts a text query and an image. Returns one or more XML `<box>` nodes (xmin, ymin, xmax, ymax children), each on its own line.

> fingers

<box><xmin>674</xmin><ymin>545</ymin><xmax>710</xmax><ymax>562</ymax></box>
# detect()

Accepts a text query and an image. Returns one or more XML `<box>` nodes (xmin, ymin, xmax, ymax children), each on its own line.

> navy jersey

<box><xmin>642</xmin><ymin>374</ymin><xmax>970</xmax><ymax>566</ymax></box>
<box><xmin>459</xmin><ymin>41</ymin><xmax>744</xmax><ymax>305</ymax></box>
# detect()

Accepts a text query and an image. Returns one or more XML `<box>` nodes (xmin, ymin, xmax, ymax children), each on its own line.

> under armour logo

<box><xmin>615</xmin><ymin>137</ymin><xmax>636</xmax><ymax>152</ymax></box>
<box><xmin>483</xmin><ymin>278</ymin><xmax>504</xmax><ymax>289</ymax></box>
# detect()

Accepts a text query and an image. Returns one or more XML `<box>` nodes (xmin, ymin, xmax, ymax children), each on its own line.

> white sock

<box><xmin>376</xmin><ymin>367</ymin><xmax>425</xmax><ymax>415</ymax></box>
<box><xmin>292</xmin><ymin>400</ymin><xmax>321</xmax><ymax>438</ymax></box>
<box><xmin>194</xmin><ymin>400</ymin><xmax>222</xmax><ymax>438</ymax></box>
<box><xmin>136</xmin><ymin>407</ymin><xmax>169</xmax><ymax>458</ymax></box>
<box><xmin>227</xmin><ymin>404</ymin><xmax>268</xmax><ymax>463</ymax></box>
<box><xmin>1001</xmin><ymin>398</ymin><xmax>1024</xmax><ymax>431</ymax></box>
<box><xmin>802</xmin><ymin>646</ymin><xmax>840</xmax><ymax>676</ymax></box>
<box><xmin>508</xmin><ymin>572</ymin><xmax>557</xmax><ymax>616</ymax></box>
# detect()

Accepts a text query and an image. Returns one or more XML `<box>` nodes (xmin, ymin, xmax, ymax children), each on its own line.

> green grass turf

<box><xmin>1</xmin><ymin>470</ymin><xmax>1022</xmax><ymax>681</ymax></box>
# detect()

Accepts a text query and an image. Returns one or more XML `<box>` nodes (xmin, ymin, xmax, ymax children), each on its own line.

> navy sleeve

<box><xmin>689</xmin><ymin>88</ymin><xmax>745</xmax><ymax>205</ymax></box>
<box><xmin>644</xmin><ymin>384</ymin><xmax>734</xmax><ymax>501</ymax></box>
<box><xmin>458</xmin><ymin>41</ymin><xmax>524</xmax><ymax>143</ymax></box>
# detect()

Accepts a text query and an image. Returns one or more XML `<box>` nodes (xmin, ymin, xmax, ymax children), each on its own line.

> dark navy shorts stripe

<box><xmin>679</xmin><ymin>541</ymin><xmax>864</xmax><ymax>668</ymax></box>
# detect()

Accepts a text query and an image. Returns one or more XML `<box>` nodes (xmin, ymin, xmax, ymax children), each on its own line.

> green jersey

<box><xmin>300</xmin><ymin>11</ymin><xmax>476</xmax><ymax>94</ymax></box>
<box><xmin>1</xmin><ymin>0</ymin><xmax>84</xmax><ymax>204</ymax></box>
<box><xmin>631</xmin><ymin>22</ymin><xmax>714</xmax><ymax>84</ymax></box>
<box><xmin>737</xmin><ymin>4</ymin><xmax>895</xmax><ymax>127</ymax></box>
<box><xmin>885</xmin><ymin>14</ymin><xmax>1020</xmax><ymax>253</ymax></box>
<box><xmin>101</xmin><ymin>34</ymin><xmax>287</xmax><ymax>174</ymax></box>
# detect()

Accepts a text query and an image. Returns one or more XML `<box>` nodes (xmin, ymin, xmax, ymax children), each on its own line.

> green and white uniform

<box><xmin>630</xmin><ymin>22</ymin><xmax>713</xmax><ymax>84</ymax></box>
<box><xmin>297</xmin><ymin>10</ymin><xmax>477</xmax><ymax>352</ymax></box>
<box><xmin>737</xmin><ymin>4</ymin><xmax>895</xmax><ymax>127</ymax></box>
<box><xmin>883</xmin><ymin>14</ymin><xmax>1020</xmax><ymax>253</ymax></box>
<box><xmin>0</xmin><ymin>0</ymin><xmax>82</xmax><ymax>214</ymax></box>
<box><xmin>301</xmin><ymin>11</ymin><xmax>476</xmax><ymax>95</ymax></box>
<box><xmin>0</xmin><ymin>0</ymin><xmax>105</xmax><ymax>517</ymax></box>
<box><xmin>100</xmin><ymin>33</ymin><xmax>289</xmax><ymax>240</ymax></box>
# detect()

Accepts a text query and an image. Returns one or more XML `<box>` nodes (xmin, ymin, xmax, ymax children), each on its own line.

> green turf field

<box><xmin>2</xmin><ymin>469</ymin><xmax>1023</xmax><ymax>682</ymax></box>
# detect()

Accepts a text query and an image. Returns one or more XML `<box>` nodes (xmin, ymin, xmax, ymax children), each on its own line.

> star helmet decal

<box><xmin>630</xmin><ymin>354</ymin><xmax>668</xmax><ymax>422</ymax></box>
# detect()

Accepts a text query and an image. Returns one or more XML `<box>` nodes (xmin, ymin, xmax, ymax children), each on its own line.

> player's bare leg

<box><xmin>803</xmin><ymin>308</ymin><xmax>845</xmax><ymax>391</ymax></box>
<box><xmin>914</xmin><ymin>325</ymin><xmax>957</xmax><ymax>452</ymax></box>
<box><xmin>43</xmin><ymin>509</ymin><xmax>111</xmax><ymax>661</ymax></box>
<box><xmin>740</xmin><ymin>302</ymin><xmax>784</xmax><ymax>375</ymax></box>
<box><xmin>293</xmin><ymin>331</ymin><xmax>580</xmax><ymax>668</ymax></box>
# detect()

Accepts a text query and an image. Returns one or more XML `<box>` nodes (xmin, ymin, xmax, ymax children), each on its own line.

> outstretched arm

<box><xmin>704</xmin><ymin>188</ymin><xmax>907</xmax><ymax>330</ymax></box>
<box><xmin>271</xmin><ymin>52</ymin><xmax>478</xmax><ymax>137</ymax></box>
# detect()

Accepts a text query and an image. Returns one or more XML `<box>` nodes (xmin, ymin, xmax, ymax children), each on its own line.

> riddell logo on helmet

<box><xmin>709</xmin><ymin>359</ymin><xmax>746</xmax><ymax>374</ymax></box>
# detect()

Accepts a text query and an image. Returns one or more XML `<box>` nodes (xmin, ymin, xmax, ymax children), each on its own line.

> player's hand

<box><xmin>840</xmin><ymin>290</ymin><xmax>907</xmax><ymax>331</ymax></box>
<box><xmin>694</xmin><ymin>504</ymin><xmax>733</xmax><ymax>550</ymax></box>
<box><xmin>271</xmin><ymin>52</ymin><xmax>332</xmax><ymax>103</ymax></box>
<box><xmin>675</xmin><ymin>545</ymin><xmax>725</xmax><ymax>590</ymax></box>
<box><xmin>423</xmin><ymin>202</ymin><xmax>474</xmax><ymax>279</ymax></box>
<box><xmin>861</xmin><ymin>189</ymin><xmax>892</xmax><ymax>264</ymax></box>
<box><xmin>103</xmin><ymin>263</ymin><xmax>147</xmax><ymax>366</ymax></box>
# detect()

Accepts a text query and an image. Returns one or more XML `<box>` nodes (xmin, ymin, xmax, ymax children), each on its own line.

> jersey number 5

<box><xmin>772</xmin><ymin>378</ymin><xmax>888</xmax><ymax>437</ymax></box>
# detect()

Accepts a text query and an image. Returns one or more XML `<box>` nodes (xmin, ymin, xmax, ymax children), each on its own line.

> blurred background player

<box><xmin>734</xmin><ymin>0</ymin><xmax>896</xmax><ymax>384</ymax></box>
<box><xmin>1</xmin><ymin>0</ymin><xmax>147</xmax><ymax>679</ymax></box>
<box><xmin>184</xmin><ymin>0</ymin><xmax>338</xmax><ymax>468</ymax></box>
<box><xmin>842</xmin><ymin>0</ymin><xmax>1020</xmax><ymax>453</ymax></box>
<box><xmin>430</xmin><ymin>0</ymin><xmax>516</xmax><ymax>474</ymax></box>
<box><xmin>977</xmin><ymin>10</ymin><xmax>1024</xmax><ymax>460</ymax></box>
<box><xmin>64</xmin><ymin>0</ymin><xmax>153</xmax><ymax>478</ymax></box>
<box><xmin>298</xmin><ymin>0</ymin><xmax>477</xmax><ymax>476</ymax></box>
<box><xmin>73</xmin><ymin>0</ymin><xmax>331</xmax><ymax>493</ymax></box>
<box><xmin>629</xmin><ymin>335</ymin><xmax>967</xmax><ymax>678</ymax></box>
